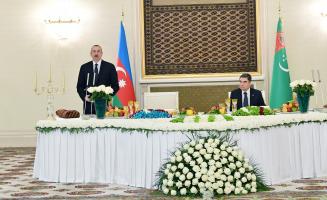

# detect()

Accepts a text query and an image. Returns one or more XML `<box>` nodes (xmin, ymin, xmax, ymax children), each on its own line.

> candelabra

<box><xmin>34</xmin><ymin>66</ymin><xmax>65</xmax><ymax>120</ymax></box>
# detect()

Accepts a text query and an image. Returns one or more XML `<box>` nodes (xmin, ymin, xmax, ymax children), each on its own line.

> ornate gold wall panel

<box><xmin>142</xmin><ymin>0</ymin><xmax>260</xmax><ymax>78</ymax></box>
<box><xmin>150</xmin><ymin>85</ymin><xmax>237</xmax><ymax>111</ymax></box>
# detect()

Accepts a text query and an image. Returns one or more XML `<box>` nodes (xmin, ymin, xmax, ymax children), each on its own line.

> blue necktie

<box><xmin>243</xmin><ymin>92</ymin><xmax>249</xmax><ymax>107</ymax></box>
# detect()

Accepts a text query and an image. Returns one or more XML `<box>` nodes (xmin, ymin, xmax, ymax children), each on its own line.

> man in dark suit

<box><xmin>230</xmin><ymin>73</ymin><xmax>265</xmax><ymax>110</ymax></box>
<box><xmin>77</xmin><ymin>45</ymin><xmax>119</xmax><ymax>114</ymax></box>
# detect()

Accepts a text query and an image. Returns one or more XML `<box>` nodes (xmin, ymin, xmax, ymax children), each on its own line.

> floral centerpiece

<box><xmin>290</xmin><ymin>80</ymin><xmax>316</xmax><ymax>113</ymax></box>
<box><xmin>130</xmin><ymin>109</ymin><xmax>172</xmax><ymax>119</ymax></box>
<box><xmin>87</xmin><ymin>85</ymin><xmax>114</xmax><ymax>119</ymax></box>
<box><xmin>156</xmin><ymin>135</ymin><xmax>269</xmax><ymax>197</ymax></box>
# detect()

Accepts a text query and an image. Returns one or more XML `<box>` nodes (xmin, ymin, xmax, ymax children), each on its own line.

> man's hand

<box><xmin>85</xmin><ymin>95</ymin><xmax>92</xmax><ymax>102</ymax></box>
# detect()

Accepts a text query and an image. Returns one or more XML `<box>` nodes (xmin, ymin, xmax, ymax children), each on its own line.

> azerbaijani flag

<box><xmin>112</xmin><ymin>22</ymin><xmax>136</xmax><ymax>107</ymax></box>
<box><xmin>269</xmin><ymin>18</ymin><xmax>292</xmax><ymax>109</ymax></box>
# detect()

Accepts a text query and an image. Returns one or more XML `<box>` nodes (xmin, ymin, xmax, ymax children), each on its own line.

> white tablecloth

<box><xmin>33</xmin><ymin>122</ymin><xmax>327</xmax><ymax>189</ymax></box>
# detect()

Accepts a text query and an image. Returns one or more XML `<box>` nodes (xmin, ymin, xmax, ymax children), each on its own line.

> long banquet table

<box><xmin>33</xmin><ymin>112</ymin><xmax>327</xmax><ymax>189</ymax></box>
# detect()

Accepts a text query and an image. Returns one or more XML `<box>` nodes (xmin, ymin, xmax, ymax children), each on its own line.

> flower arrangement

<box><xmin>156</xmin><ymin>135</ymin><xmax>269</xmax><ymax>197</ymax></box>
<box><xmin>290</xmin><ymin>80</ymin><xmax>316</xmax><ymax>113</ymax></box>
<box><xmin>290</xmin><ymin>80</ymin><xmax>316</xmax><ymax>97</ymax></box>
<box><xmin>232</xmin><ymin>106</ymin><xmax>274</xmax><ymax>116</ymax></box>
<box><xmin>87</xmin><ymin>85</ymin><xmax>114</xmax><ymax>101</ymax></box>
<box><xmin>130</xmin><ymin>109</ymin><xmax>172</xmax><ymax>119</ymax></box>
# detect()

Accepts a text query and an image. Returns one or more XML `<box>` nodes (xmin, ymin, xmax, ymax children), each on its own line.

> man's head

<box><xmin>90</xmin><ymin>45</ymin><xmax>103</xmax><ymax>62</ymax></box>
<box><xmin>239</xmin><ymin>73</ymin><xmax>252</xmax><ymax>91</ymax></box>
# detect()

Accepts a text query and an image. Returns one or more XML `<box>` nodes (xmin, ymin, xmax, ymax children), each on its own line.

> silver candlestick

<box><xmin>34</xmin><ymin>65</ymin><xmax>65</xmax><ymax>120</ymax></box>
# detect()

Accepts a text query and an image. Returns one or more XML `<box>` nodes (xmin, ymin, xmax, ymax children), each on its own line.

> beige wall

<box><xmin>0</xmin><ymin>0</ymin><xmax>326</xmax><ymax>146</ymax></box>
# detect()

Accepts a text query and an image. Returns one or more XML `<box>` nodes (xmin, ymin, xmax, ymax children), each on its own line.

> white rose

<box><xmin>193</xmin><ymin>165</ymin><xmax>200</xmax><ymax>172</ymax></box>
<box><xmin>241</xmin><ymin>177</ymin><xmax>247</xmax><ymax>183</ymax></box>
<box><xmin>176</xmin><ymin>156</ymin><xmax>183</xmax><ymax>162</ymax></box>
<box><xmin>245</xmin><ymin>183</ymin><xmax>251</xmax><ymax>189</ymax></box>
<box><xmin>199</xmin><ymin>139</ymin><xmax>205</xmax><ymax>144</ymax></box>
<box><xmin>200</xmin><ymin>168</ymin><xmax>208</xmax><ymax>175</ymax></box>
<box><xmin>87</xmin><ymin>87</ymin><xmax>95</xmax><ymax>93</ymax></box>
<box><xmin>243</xmin><ymin>162</ymin><xmax>249</xmax><ymax>169</ymax></box>
<box><xmin>178</xmin><ymin>163</ymin><xmax>184</xmax><ymax>169</ymax></box>
<box><xmin>195</xmin><ymin>172</ymin><xmax>202</xmax><ymax>178</ymax></box>
<box><xmin>228</xmin><ymin>156</ymin><xmax>234</xmax><ymax>162</ymax></box>
<box><xmin>220</xmin><ymin>174</ymin><xmax>227</xmax><ymax>181</ymax></box>
<box><xmin>221</xmin><ymin>151</ymin><xmax>228</xmax><ymax>157</ymax></box>
<box><xmin>196</xmin><ymin>157</ymin><xmax>203</xmax><ymax>164</ymax></box>
<box><xmin>246</xmin><ymin>173</ymin><xmax>252</xmax><ymax>180</ymax></box>
<box><xmin>215</xmin><ymin>161</ymin><xmax>222</xmax><ymax>168</ymax></box>
<box><xmin>226</xmin><ymin>147</ymin><xmax>233</xmax><ymax>153</ymax></box>
<box><xmin>164</xmin><ymin>169</ymin><xmax>169</xmax><ymax>175</ymax></box>
<box><xmin>168</xmin><ymin>173</ymin><xmax>174</xmax><ymax>180</ymax></box>
<box><xmin>299</xmin><ymin>80</ymin><xmax>305</xmax><ymax>85</ymax></box>
<box><xmin>236</xmin><ymin>180</ymin><xmax>242</xmax><ymax>187</ymax></box>
<box><xmin>188</xmin><ymin>147</ymin><xmax>194</xmax><ymax>154</ymax></box>
<box><xmin>217</xmin><ymin>181</ymin><xmax>223</xmax><ymax>188</ymax></box>
<box><xmin>199</xmin><ymin>149</ymin><xmax>206</xmax><ymax>155</ymax></box>
<box><xmin>182</xmin><ymin>167</ymin><xmax>189</xmax><ymax>174</ymax></box>
<box><xmin>252</xmin><ymin>174</ymin><xmax>257</xmax><ymax>181</ymax></box>
<box><xmin>217</xmin><ymin>188</ymin><xmax>224</xmax><ymax>194</ymax></box>
<box><xmin>212</xmin><ymin>183</ymin><xmax>219</xmax><ymax>189</ymax></box>
<box><xmin>205</xmin><ymin>182</ymin><xmax>212</xmax><ymax>189</ymax></box>
<box><xmin>192</xmin><ymin>178</ymin><xmax>199</xmax><ymax>185</ymax></box>
<box><xmin>99</xmin><ymin>85</ymin><xmax>106</xmax><ymax>91</ymax></box>
<box><xmin>179</xmin><ymin>174</ymin><xmax>186</xmax><ymax>181</ymax></box>
<box><xmin>204</xmin><ymin>143</ymin><xmax>210</xmax><ymax>149</ymax></box>
<box><xmin>248</xmin><ymin>166</ymin><xmax>254</xmax><ymax>171</ymax></box>
<box><xmin>239</xmin><ymin>167</ymin><xmax>245</xmax><ymax>174</ymax></box>
<box><xmin>224</xmin><ymin>168</ymin><xmax>231</xmax><ymax>175</ymax></box>
<box><xmin>209</xmin><ymin>176</ymin><xmax>216</xmax><ymax>183</ymax></box>
<box><xmin>193</xmin><ymin>151</ymin><xmax>200</xmax><ymax>158</ymax></box>
<box><xmin>195</xmin><ymin>144</ymin><xmax>203</xmax><ymax>150</ymax></box>
<box><xmin>171</xmin><ymin>190</ymin><xmax>177</xmax><ymax>196</ymax></box>
<box><xmin>229</xmin><ymin>163</ymin><xmax>236</xmax><ymax>170</ymax></box>
<box><xmin>204</xmin><ymin>154</ymin><xmax>212</xmax><ymax>160</ymax></box>
<box><xmin>171</xmin><ymin>166</ymin><xmax>177</xmax><ymax>172</ymax></box>
<box><xmin>232</xmin><ymin>151</ymin><xmax>238</xmax><ymax>157</ymax></box>
<box><xmin>167</xmin><ymin>180</ymin><xmax>174</xmax><ymax>186</ymax></box>
<box><xmin>183</xmin><ymin>144</ymin><xmax>190</xmax><ymax>150</ymax></box>
<box><xmin>208</xmin><ymin>159</ymin><xmax>215</xmax><ymax>166</ymax></box>
<box><xmin>228</xmin><ymin>175</ymin><xmax>234</xmax><ymax>182</ymax></box>
<box><xmin>182</xmin><ymin>153</ymin><xmax>188</xmax><ymax>158</ymax></box>
<box><xmin>237</xmin><ymin>154</ymin><xmax>244</xmax><ymax>161</ymax></box>
<box><xmin>209</xmin><ymin>166</ymin><xmax>217</xmax><ymax>172</ymax></box>
<box><xmin>236</xmin><ymin>161</ymin><xmax>242</xmax><ymax>168</ymax></box>
<box><xmin>220</xmin><ymin>145</ymin><xmax>226</xmax><ymax>151</ymax></box>
<box><xmin>213</xmin><ymin>154</ymin><xmax>220</xmax><ymax>160</ymax></box>
<box><xmin>190</xmin><ymin>186</ymin><xmax>198</xmax><ymax>194</ymax></box>
<box><xmin>105</xmin><ymin>87</ymin><xmax>113</xmax><ymax>94</ymax></box>
<box><xmin>234</xmin><ymin>188</ymin><xmax>241</xmax><ymax>195</ymax></box>
<box><xmin>185</xmin><ymin>156</ymin><xmax>192</xmax><ymax>163</ymax></box>
<box><xmin>251</xmin><ymin>182</ymin><xmax>257</xmax><ymax>188</ymax></box>
<box><xmin>234</xmin><ymin>172</ymin><xmax>241</xmax><ymax>179</ymax></box>
<box><xmin>214</xmin><ymin>172</ymin><xmax>221</xmax><ymax>179</ymax></box>
<box><xmin>201</xmin><ymin>175</ymin><xmax>208</xmax><ymax>182</ymax></box>
<box><xmin>187</xmin><ymin>172</ymin><xmax>193</xmax><ymax>179</ymax></box>
<box><xmin>166</xmin><ymin>164</ymin><xmax>171</xmax><ymax>169</ymax></box>
<box><xmin>242</xmin><ymin>189</ymin><xmax>248</xmax><ymax>194</ymax></box>
<box><xmin>208</xmin><ymin>138</ymin><xmax>214</xmax><ymax>144</ymax></box>
<box><xmin>224</xmin><ymin>187</ymin><xmax>232</xmax><ymax>194</ymax></box>
<box><xmin>162</xmin><ymin>179</ymin><xmax>168</xmax><ymax>185</ymax></box>
<box><xmin>198</xmin><ymin>182</ymin><xmax>205</xmax><ymax>188</ymax></box>
<box><xmin>190</xmin><ymin>140</ymin><xmax>196</xmax><ymax>146</ymax></box>
<box><xmin>175</xmin><ymin>172</ymin><xmax>181</xmax><ymax>177</ymax></box>
<box><xmin>163</xmin><ymin>188</ymin><xmax>169</xmax><ymax>194</ymax></box>
<box><xmin>207</xmin><ymin>147</ymin><xmax>214</xmax><ymax>154</ymax></box>
<box><xmin>221</xmin><ymin>158</ymin><xmax>228</xmax><ymax>164</ymax></box>
<box><xmin>251</xmin><ymin>187</ymin><xmax>257</xmax><ymax>193</ymax></box>
<box><xmin>214</xmin><ymin>149</ymin><xmax>220</xmax><ymax>155</ymax></box>
<box><xmin>190</xmin><ymin>161</ymin><xmax>196</xmax><ymax>166</ymax></box>
<box><xmin>170</xmin><ymin>156</ymin><xmax>176</xmax><ymax>163</ymax></box>
<box><xmin>180</xmin><ymin>188</ymin><xmax>187</xmax><ymax>195</ymax></box>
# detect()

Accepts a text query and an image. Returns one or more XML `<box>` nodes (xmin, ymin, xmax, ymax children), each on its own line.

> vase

<box><xmin>297</xmin><ymin>94</ymin><xmax>310</xmax><ymax>113</ymax></box>
<box><xmin>94</xmin><ymin>99</ymin><xmax>107</xmax><ymax>119</ymax></box>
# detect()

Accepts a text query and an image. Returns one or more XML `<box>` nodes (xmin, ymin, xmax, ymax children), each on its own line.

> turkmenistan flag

<box><xmin>112</xmin><ymin>22</ymin><xmax>136</xmax><ymax>107</ymax></box>
<box><xmin>269</xmin><ymin>18</ymin><xmax>292</xmax><ymax>109</ymax></box>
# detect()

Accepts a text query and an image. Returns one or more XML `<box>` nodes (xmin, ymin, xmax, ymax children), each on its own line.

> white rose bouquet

<box><xmin>156</xmin><ymin>136</ymin><xmax>269</xmax><ymax>197</ymax></box>
<box><xmin>87</xmin><ymin>85</ymin><xmax>114</xmax><ymax>101</ymax></box>
<box><xmin>290</xmin><ymin>80</ymin><xmax>316</xmax><ymax>97</ymax></box>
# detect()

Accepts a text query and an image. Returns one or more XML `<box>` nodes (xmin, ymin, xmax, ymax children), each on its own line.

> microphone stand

<box><xmin>82</xmin><ymin>73</ymin><xmax>90</xmax><ymax>120</ymax></box>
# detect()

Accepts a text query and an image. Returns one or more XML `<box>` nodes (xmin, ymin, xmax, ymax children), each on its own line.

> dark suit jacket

<box><xmin>230</xmin><ymin>88</ymin><xmax>265</xmax><ymax>110</ymax></box>
<box><xmin>77</xmin><ymin>60</ymin><xmax>119</xmax><ymax>114</ymax></box>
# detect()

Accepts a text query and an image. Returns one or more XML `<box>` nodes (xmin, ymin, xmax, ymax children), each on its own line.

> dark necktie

<box><xmin>243</xmin><ymin>92</ymin><xmax>249</xmax><ymax>107</ymax></box>
<box><xmin>94</xmin><ymin>63</ymin><xmax>99</xmax><ymax>82</ymax></box>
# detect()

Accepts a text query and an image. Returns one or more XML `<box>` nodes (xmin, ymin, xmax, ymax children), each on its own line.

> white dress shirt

<box><xmin>242</xmin><ymin>88</ymin><xmax>251</xmax><ymax>107</ymax></box>
<box><xmin>92</xmin><ymin>60</ymin><xmax>102</xmax><ymax>74</ymax></box>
